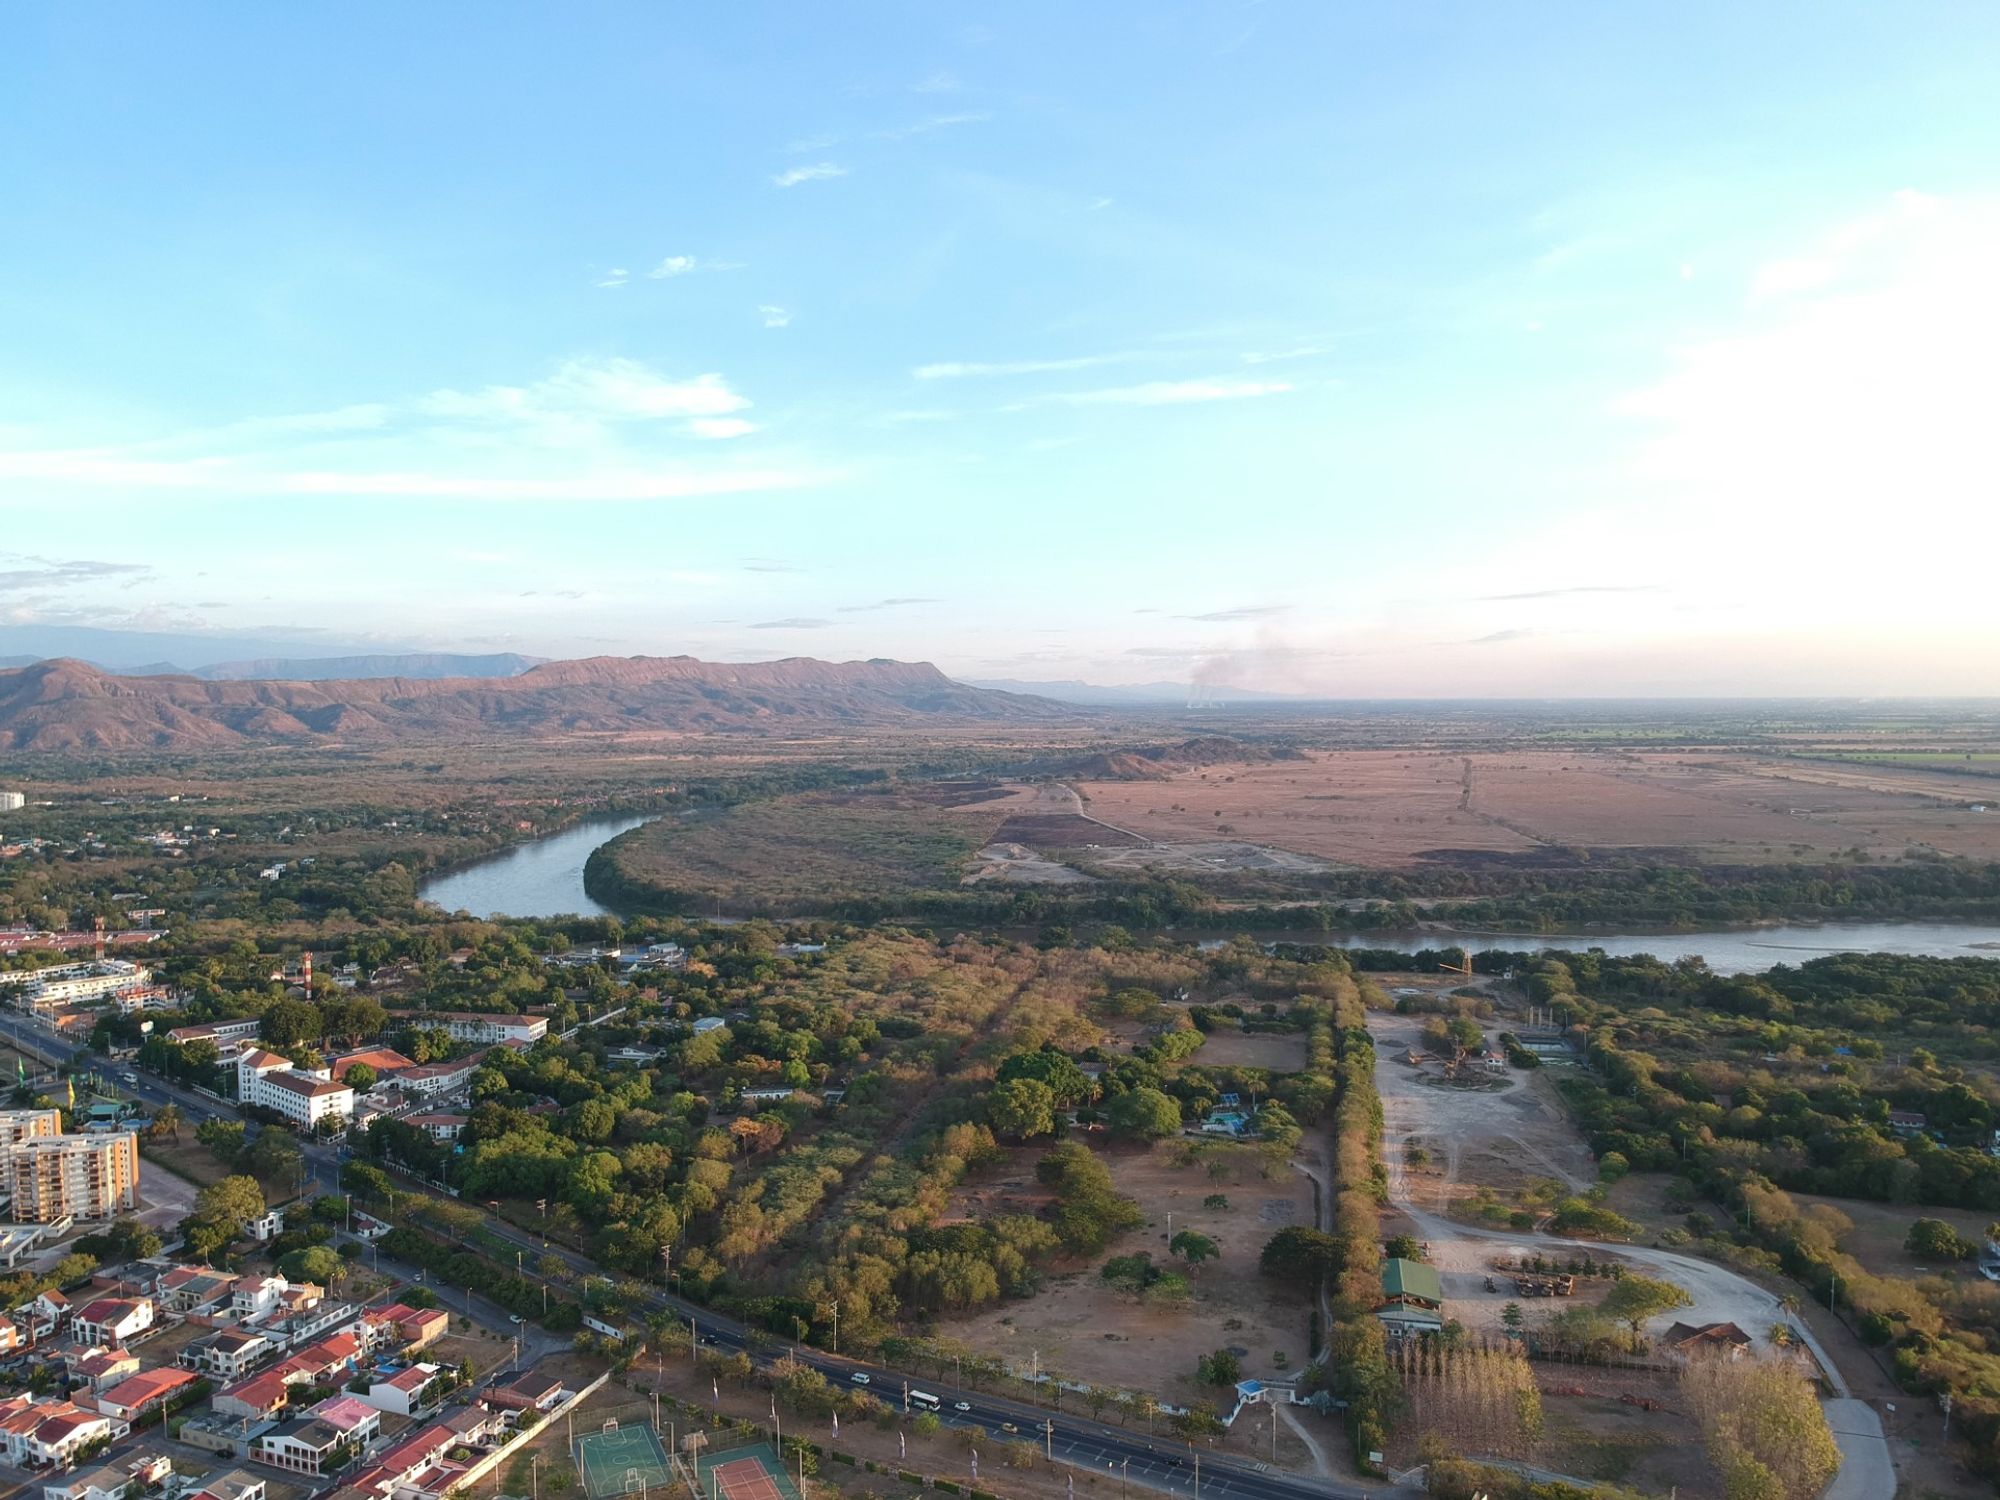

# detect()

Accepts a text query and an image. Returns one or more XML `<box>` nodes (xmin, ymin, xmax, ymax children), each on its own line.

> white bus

<box><xmin>909</xmin><ymin>1391</ymin><xmax>942</xmax><ymax>1412</ymax></box>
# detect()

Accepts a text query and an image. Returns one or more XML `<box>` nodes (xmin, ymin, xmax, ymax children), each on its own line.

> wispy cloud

<box><xmin>1240</xmin><ymin>345</ymin><xmax>1327</xmax><ymax>365</ymax></box>
<box><xmin>1466</xmin><ymin>628</ymin><xmax>1535</xmax><ymax>644</ymax></box>
<box><xmin>1087</xmin><ymin>196</ymin><xmax>1114</xmax><ymax>212</ymax></box>
<box><xmin>0</xmin><ymin>554</ymin><xmax>152</xmax><ymax>593</ymax></box>
<box><xmin>421</xmin><ymin>357</ymin><xmax>751</xmax><ymax>430</ymax></box>
<box><xmin>758</xmin><ymin>305</ymin><xmax>791</xmax><ymax>329</ymax></box>
<box><xmin>913</xmin><ymin>352</ymin><xmax>1145</xmax><ymax>380</ymax></box>
<box><xmin>773</xmin><ymin>163</ymin><xmax>847</xmax><ymax>188</ymax></box>
<box><xmin>648</xmin><ymin>256</ymin><xmax>697</xmax><ymax>278</ymax></box>
<box><xmin>836</xmin><ymin>597</ymin><xmax>939</xmax><ymax>613</ymax></box>
<box><xmin>1032</xmin><ymin>377</ymin><xmax>1294</xmax><ymax>408</ymax></box>
<box><xmin>740</xmin><ymin>560</ymin><xmax>800</xmax><ymax>574</ymax></box>
<box><xmin>595</xmin><ymin>268</ymin><xmax>629</xmax><ymax>289</ymax></box>
<box><xmin>1177</xmin><ymin>605</ymin><xmax>1288</xmax><ymax>623</ymax></box>
<box><xmin>912</xmin><ymin>70</ymin><xmax>960</xmax><ymax>93</ymax></box>
<box><xmin>684</xmin><ymin>417</ymin><xmax>758</xmax><ymax>441</ymax></box>
<box><xmin>877</xmin><ymin>112</ymin><xmax>991</xmax><ymax>141</ymax></box>
<box><xmin>1477</xmin><ymin>585</ymin><xmax>1662</xmax><ymax>602</ymax></box>
<box><xmin>749</xmin><ymin>616</ymin><xmax>832</xmax><ymax>629</ymax></box>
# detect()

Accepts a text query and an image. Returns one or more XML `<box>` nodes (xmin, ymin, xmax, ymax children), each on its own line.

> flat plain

<box><xmin>1074</xmin><ymin>748</ymin><xmax>2000</xmax><ymax>868</ymax></box>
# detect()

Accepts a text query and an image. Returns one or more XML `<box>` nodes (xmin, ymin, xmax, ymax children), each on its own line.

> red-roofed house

<box><xmin>70</xmin><ymin>1298</ymin><xmax>152</xmax><ymax>1348</ymax></box>
<box><xmin>94</xmin><ymin>1367</ymin><xmax>198</xmax><ymax>1422</ymax></box>
<box><xmin>213</xmin><ymin>1368</ymin><xmax>307</xmax><ymax>1423</ymax></box>
<box><xmin>404</xmin><ymin>1114</ymin><xmax>468</xmax><ymax>1142</ymax></box>
<box><xmin>0</xmin><ymin>1398</ymin><xmax>128</xmax><ymax>1468</ymax></box>
<box><xmin>361</xmin><ymin>1303</ymin><xmax>447</xmax><ymax>1353</ymax></box>
<box><xmin>67</xmin><ymin>1347</ymin><xmax>139</xmax><ymax>1393</ymax></box>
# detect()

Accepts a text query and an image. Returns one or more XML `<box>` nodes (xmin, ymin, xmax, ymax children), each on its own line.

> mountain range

<box><xmin>0</xmin><ymin>656</ymin><xmax>1070</xmax><ymax>751</ymax></box>
<box><xmin>965</xmin><ymin>677</ymin><xmax>1301</xmax><ymax>705</ymax></box>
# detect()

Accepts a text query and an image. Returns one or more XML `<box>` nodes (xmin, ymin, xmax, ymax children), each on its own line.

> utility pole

<box><xmin>820</xmin><ymin>1301</ymin><xmax>838</xmax><ymax>1355</ymax></box>
<box><xmin>1044</xmin><ymin>1419</ymin><xmax>1053</xmax><ymax>1460</ymax></box>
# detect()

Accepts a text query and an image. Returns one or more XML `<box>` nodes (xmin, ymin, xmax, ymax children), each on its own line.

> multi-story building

<box><xmin>166</xmin><ymin>1018</ymin><xmax>264</xmax><ymax>1058</ymax></box>
<box><xmin>11</xmin><ymin>961</ymin><xmax>152</xmax><ymax>1012</ymax></box>
<box><xmin>8</xmin><ymin>1133</ymin><xmax>139</xmax><ymax>1222</ymax></box>
<box><xmin>390</xmin><ymin>1011</ymin><xmax>547</xmax><ymax>1046</ymax></box>
<box><xmin>0</xmin><ymin>1110</ymin><xmax>62</xmax><ymax>1179</ymax></box>
<box><xmin>70</xmin><ymin>1297</ymin><xmax>152</xmax><ymax>1347</ymax></box>
<box><xmin>95</xmin><ymin>1367</ymin><xmax>198</xmax><ymax>1423</ymax></box>
<box><xmin>237</xmin><ymin>1051</ymin><xmax>353</xmax><ymax>1129</ymax></box>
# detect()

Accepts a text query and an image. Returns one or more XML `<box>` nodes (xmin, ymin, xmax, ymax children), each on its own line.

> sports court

<box><xmin>574</xmin><ymin>1420</ymin><xmax>676</xmax><ymax>1500</ymax></box>
<box><xmin>700</xmin><ymin>1443</ymin><xmax>801</xmax><ymax>1500</ymax></box>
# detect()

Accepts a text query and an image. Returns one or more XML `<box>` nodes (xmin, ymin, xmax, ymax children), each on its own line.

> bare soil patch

<box><xmin>949</xmin><ymin>1142</ymin><xmax>1310</xmax><ymax>1405</ymax></box>
<box><xmin>1187</xmin><ymin>1028</ymin><xmax>1308</xmax><ymax>1071</ymax></box>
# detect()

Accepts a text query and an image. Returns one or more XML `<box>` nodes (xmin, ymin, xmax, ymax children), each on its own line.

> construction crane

<box><xmin>1439</xmin><ymin>950</ymin><xmax>1474</xmax><ymax>980</ymax></box>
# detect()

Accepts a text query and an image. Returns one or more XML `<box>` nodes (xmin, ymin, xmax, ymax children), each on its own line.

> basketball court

<box><xmin>574</xmin><ymin>1419</ymin><xmax>677</xmax><ymax>1500</ymax></box>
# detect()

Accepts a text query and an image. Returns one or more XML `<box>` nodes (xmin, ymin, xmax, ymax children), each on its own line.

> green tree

<box><xmin>1258</xmin><ymin>1226</ymin><xmax>1341</xmax><ymax>1287</ymax></box>
<box><xmin>279</xmin><ymin>1245</ymin><xmax>344</xmax><ymax>1285</ymax></box>
<box><xmin>1195</xmin><ymin>1350</ymin><xmax>1241</xmax><ymax>1386</ymax></box>
<box><xmin>1601</xmin><ymin>1274</ymin><xmax>1693</xmax><ymax>1340</ymax></box>
<box><xmin>1905</xmin><ymin>1217</ymin><xmax>1975</xmax><ymax>1261</ymax></box>
<box><xmin>344</xmin><ymin>1063</ymin><xmax>377</xmax><ymax>1092</ymax></box>
<box><xmin>1169</xmin><ymin>1230</ymin><xmax>1220</xmax><ymax>1267</ymax></box>
<box><xmin>988</xmin><ymin>1078</ymin><xmax>1058</xmax><ymax>1141</ymax></box>
<box><xmin>1107</xmin><ymin>1087</ymin><xmax>1182</xmax><ymax>1141</ymax></box>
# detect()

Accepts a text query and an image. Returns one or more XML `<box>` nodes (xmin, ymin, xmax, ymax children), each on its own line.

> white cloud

<box><xmin>1239</xmin><ymin>346</ymin><xmax>1326</xmax><ymax>365</ymax></box>
<box><xmin>0</xmin><ymin>448</ymin><xmax>822</xmax><ymax>502</ymax></box>
<box><xmin>683</xmin><ymin>417</ymin><xmax>757</xmax><ymax>440</ymax></box>
<box><xmin>647</xmin><ymin>256</ymin><xmax>698</xmax><ymax>278</ymax></box>
<box><xmin>1087</xmin><ymin>196</ymin><xmax>1114</xmax><ymax>212</ymax></box>
<box><xmin>758</xmin><ymin>305</ymin><xmax>791</xmax><ymax>329</ymax></box>
<box><xmin>1037</xmin><ymin>377</ymin><xmax>1295</xmax><ymax>408</ymax></box>
<box><xmin>911</xmin><ymin>70</ymin><xmax>960</xmax><ymax>93</ymax></box>
<box><xmin>422</xmin><ymin>358</ymin><xmax>751</xmax><ymax>424</ymax></box>
<box><xmin>914</xmin><ymin>352</ymin><xmax>1145</xmax><ymax>380</ymax></box>
<box><xmin>773</xmin><ymin>163</ymin><xmax>847</xmax><ymax>188</ymax></box>
<box><xmin>877</xmin><ymin>112</ymin><xmax>990</xmax><ymax>141</ymax></box>
<box><xmin>595</xmin><ymin>268</ymin><xmax>629</xmax><ymax>289</ymax></box>
<box><xmin>1612</xmin><ymin>190</ymin><xmax>2000</xmax><ymax>622</ymax></box>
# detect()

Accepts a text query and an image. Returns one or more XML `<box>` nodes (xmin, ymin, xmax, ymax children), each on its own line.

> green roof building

<box><xmin>1380</xmin><ymin>1257</ymin><xmax>1444</xmax><ymax>1308</ymax></box>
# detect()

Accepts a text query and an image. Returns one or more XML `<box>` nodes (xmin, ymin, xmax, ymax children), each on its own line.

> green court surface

<box><xmin>573</xmin><ymin>1421</ymin><xmax>676</xmax><ymax>1500</ymax></box>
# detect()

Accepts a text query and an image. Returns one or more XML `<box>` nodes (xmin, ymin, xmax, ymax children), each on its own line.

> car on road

<box><xmin>849</xmin><ymin>1373</ymin><xmax>870</xmax><ymax>1386</ymax></box>
<box><xmin>999</xmin><ymin>1422</ymin><xmax>1019</xmax><ymax>1435</ymax></box>
<box><xmin>119</xmin><ymin>1072</ymin><xmax>138</xmax><ymax>1084</ymax></box>
<box><xmin>953</xmin><ymin>1401</ymin><xmax>972</xmax><ymax>1413</ymax></box>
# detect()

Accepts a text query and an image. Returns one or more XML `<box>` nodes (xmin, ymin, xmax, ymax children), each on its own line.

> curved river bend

<box><xmin>419</xmin><ymin>814</ymin><xmax>655</xmax><ymax>920</ymax></box>
<box><xmin>421</xmin><ymin>817</ymin><xmax>2000</xmax><ymax>974</ymax></box>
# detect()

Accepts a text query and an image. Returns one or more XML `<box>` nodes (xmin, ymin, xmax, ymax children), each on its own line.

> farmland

<box><xmin>1074</xmin><ymin>747</ymin><xmax>2000</xmax><ymax>869</ymax></box>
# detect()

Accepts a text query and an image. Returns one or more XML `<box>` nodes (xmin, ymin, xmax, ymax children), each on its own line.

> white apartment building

<box><xmin>11</xmin><ymin>961</ymin><xmax>152</xmax><ymax>1011</ymax></box>
<box><xmin>237</xmin><ymin>1050</ymin><xmax>354</xmax><ymax>1128</ymax></box>
<box><xmin>8</xmin><ymin>1133</ymin><xmax>140</xmax><ymax>1222</ymax></box>
<box><xmin>0</xmin><ymin>1110</ymin><xmax>62</xmax><ymax>1177</ymax></box>
<box><xmin>393</xmin><ymin>1011</ymin><xmax>547</xmax><ymax>1045</ymax></box>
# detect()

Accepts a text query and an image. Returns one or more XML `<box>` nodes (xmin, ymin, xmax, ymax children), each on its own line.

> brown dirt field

<box><xmin>1533</xmin><ymin>1370</ymin><xmax>1713</xmax><ymax>1496</ymax></box>
<box><xmin>1074</xmin><ymin>748</ymin><xmax>2000</xmax><ymax>868</ymax></box>
<box><xmin>948</xmin><ymin>1142</ymin><xmax>1311</xmax><ymax>1406</ymax></box>
<box><xmin>1184</xmin><ymin>1029</ymin><xmax>1308</xmax><ymax>1071</ymax></box>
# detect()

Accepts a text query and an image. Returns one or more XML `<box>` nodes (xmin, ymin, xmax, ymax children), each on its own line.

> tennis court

<box><xmin>701</xmin><ymin>1443</ymin><xmax>800</xmax><ymax>1500</ymax></box>
<box><xmin>574</xmin><ymin>1420</ymin><xmax>675</xmax><ymax>1500</ymax></box>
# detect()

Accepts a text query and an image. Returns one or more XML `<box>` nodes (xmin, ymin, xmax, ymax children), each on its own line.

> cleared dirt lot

<box><xmin>1075</xmin><ymin>748</ymin><xmax>2000</xmax><ymax>868</ymax></box>
<box><xmin>1186</xmin><ymin>1027</ymin><xmax>1309</xmax><ymax>1071</ymax></box>
<box><xmin>1368</xmin><ymin>1006</ymin><xmax>1833</xmax><ymax>1358</ymax></box>
<box><xmin>949</xmin><ymin>1141</ymin><xmax>1311</xmax><ymax>1405</ymax></box>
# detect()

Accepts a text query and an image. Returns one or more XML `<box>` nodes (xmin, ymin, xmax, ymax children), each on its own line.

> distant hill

<box><xmin>0</xmin><ymin>655</ymin><xmax>1071</xmax><ymax>751</ymax></box>
<box><xmin>1030</xmin><ymin>735</ymin><xmax>1308</xmax><ymax>781</ymax></box>
<box><xmin>966</xmin><ymin>677</ymin><xmax>1299</xmax><ymax>705</ymax></box>
<box><xmin>193</xmin><ymin>652</ymin><xmax>546</xmax><ymax>681</ymax></box>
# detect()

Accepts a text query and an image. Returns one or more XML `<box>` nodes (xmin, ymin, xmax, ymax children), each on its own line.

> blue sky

<box><xmin>3</xmin><ymin>3</ymin><xmax>1997</xmax><ymax>694</ymax></box>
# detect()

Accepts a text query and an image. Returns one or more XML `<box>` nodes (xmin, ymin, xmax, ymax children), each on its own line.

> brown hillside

<box><xmin>0</xmin><ymin>656</ymin><xmax>1071</xmax><ymax>751</ymax></box>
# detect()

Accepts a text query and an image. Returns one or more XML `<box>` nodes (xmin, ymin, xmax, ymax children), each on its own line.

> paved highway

<box><xmin>0</xmin><ymin>1011</ymin><xmax>1358</xmax><ymax>1500</ymax></box>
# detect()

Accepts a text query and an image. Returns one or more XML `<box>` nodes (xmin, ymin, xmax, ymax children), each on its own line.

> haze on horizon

<box><xmin>2</xmin><ymin>3</ymin><xmax>1996</xmax><ymax>699</ymax></box>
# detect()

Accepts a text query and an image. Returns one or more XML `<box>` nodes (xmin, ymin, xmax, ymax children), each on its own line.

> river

<box><xmin>419</xmin><ymin>814</ymin><xmax>655</xmax><ymax>920</ymax></box>
<box><xmin>420</xmin><ymin>819</ymin><xmax>2000</xmax><ymax>972</ymax></box>
<box><xmin>1212</xmin><ymin>921</ymin><xmax>2000</xmax><ymax>975</ymax></box>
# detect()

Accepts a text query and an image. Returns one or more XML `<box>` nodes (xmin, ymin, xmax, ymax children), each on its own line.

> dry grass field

<box><xmin>948</xmin><ymin>1141</ymin><xmax>1311</xmax><ymax>1406</ymax></box>
<box><xmin>1074</xmin><ymin>748</ymin><xmax>2000</xmax><ymax>868</ymax></box>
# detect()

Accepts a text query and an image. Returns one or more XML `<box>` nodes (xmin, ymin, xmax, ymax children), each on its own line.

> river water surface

<box><xmin>420</xmin><ymin>818</ymin><xmax>2000</xmax><ymax>973</ymax></box>
<box><xmin>419</xmin><ymin>814</ymin><xmax>655</xmax><ymax>920</ymax></box>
